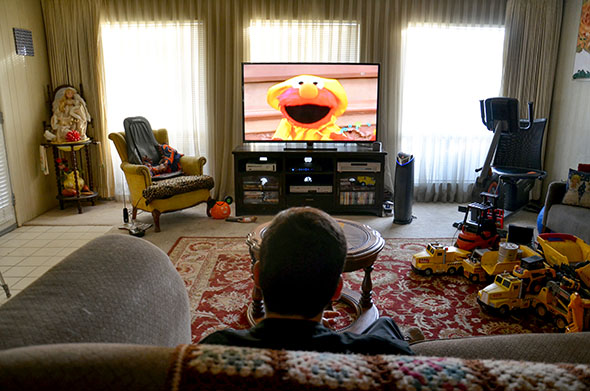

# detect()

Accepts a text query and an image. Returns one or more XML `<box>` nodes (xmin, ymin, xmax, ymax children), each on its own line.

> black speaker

<box><xmin>372</xmin><ymin>141</ymin><xmax>382</xmax><ymax>151</ymax></box>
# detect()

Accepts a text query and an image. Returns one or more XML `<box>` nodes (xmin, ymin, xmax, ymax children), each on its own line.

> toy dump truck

<box><xmin>480</xmin><ymin>242</ymin><xmax>522</xmax><ymax>276</ymax></box>
<box><xmin>462</xmin><ymin>248</ymin><xmax>490</xmax><ymax>282</ymax></box>
<box><xmin>411</xmin><ymin>242</ymin><xmax>471</xmax><ymax>276</ymax></box>
<box><xmin>462</xmin><ymin>243</ymin><xmax>540</xmax><ymax>283</ymax></box>
<box><xmin>537</xmin><ymin>233</ymin><xmax>590</xmax><ymax>266</ymax></box>
<box><xmin>537</xmin><ymin>233</ymin><xmax>590</xmax><ymax>288</ymax></box>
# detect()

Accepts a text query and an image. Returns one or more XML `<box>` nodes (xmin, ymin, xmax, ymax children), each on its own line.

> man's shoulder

<box><xmin>337</xmin><ymin>332</ymin><xmax>413</xmax><ymax>355</ymax></box>
<box><xmin>200</xmin><ymin>328</ymin><xmax>253</xmax><ymax>345</ymax></box>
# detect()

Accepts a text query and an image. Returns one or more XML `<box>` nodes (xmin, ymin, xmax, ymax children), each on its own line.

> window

<box><xmin>400</xmin><ymin>24</ymin><xmax>505</xmax><ymax>201</ymax></box>
<box><xmin>101</xmin><ymin>21</ymin><xmax>207</xmax><ymax>198</ymax></box>
<box><xmin>247</xmin><ymin>20</ymin><xmax>360</xmax><ymax>62</ymax></box>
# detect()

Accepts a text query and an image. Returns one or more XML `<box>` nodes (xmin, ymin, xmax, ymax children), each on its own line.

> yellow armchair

<box><xmin>109</xmin><ymin>129</ymin><xmax>212</xmax><ymax>232</ymax></box>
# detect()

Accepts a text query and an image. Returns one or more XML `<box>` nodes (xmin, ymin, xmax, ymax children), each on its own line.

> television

<box><xmin>242</xmin><ymin>62</ymin><xmax>380</xmax><ymax>145</ymax></box>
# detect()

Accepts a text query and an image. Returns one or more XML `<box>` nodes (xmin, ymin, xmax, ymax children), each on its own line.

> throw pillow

<box><xmin>562</xmin><ymin>168</ymin><xmax>590</xmax><ymax>208</ymax></box>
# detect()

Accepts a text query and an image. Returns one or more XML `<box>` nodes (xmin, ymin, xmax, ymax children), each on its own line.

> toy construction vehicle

<box><xmin>512</xmin><ymin>255</ymin><xmax>556</xmax><ymax>294</ymax></box>
<box><xmin>453</xmin><ymin>192</ymin><xmax>502</xmax><ymax>251</ymax></box>
<box><xmin>533</xmin><ymin>280</ymin><xmax>583</xmax><ymax>331</ymax></box>
<box><xmin>477</xmin><ymin>256</ymin><xmax>555</xmax><ymax>316</ymax></box>
<box><xmin>567</xmin><ymin>292</ymin><xmax>590</xmax><ymax>332</ymax></box>
<box><xmin>533</xmin><ymin>277</ymin><xmax>590</xmax><ymax>332</ymax></box>
<box><xmin>477</xmin><ymin>233</ymin><xmax>590</xmax><ymax>332</ymax></box>
<box><xmin>537</xmin><ymin>233</ymin><xmax>590</xmax><ymax>285</ymax></box>
<box><xmin>462</xmin><ymin>242</ymin><xmax>539</xmax><ymax>283</ymax></box>
<box><xmin>477</xmin><ymin>273</ymin><xmax>533</xmax><ymax>316</ymax></box>
<box><xmin>411</xmin><ymin>242</ymin><xmax>471</xmax><ymax>276</ymax></box>
<box><xmin>462</xmin><ymin>248</ymin><xmax>491</xmax><ymax>283</ymax></box>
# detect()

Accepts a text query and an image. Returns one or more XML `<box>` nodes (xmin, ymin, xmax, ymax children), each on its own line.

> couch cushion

<box><xmin>546</xmin><ymin>203</ymin><xmax>590</xmax><ymax>243</ymax></box>
<box><xmin>142</xmin><ymin>175</ymin><xmax>214</xmax><ymax>205</ymax></box>
<box><xmin>411</xmin><ymin>332</ymin><xmax>590</xmax><ymax>363</ymax></box>
<box><xmin>0</xmin><ymin>235</ymin><xmax>191</xmax><ymax>351</ymax></box>
<box><xmin>0</xmin><ymin>343</ymin><xmax>174</xmax><ymax>391</ymax></box>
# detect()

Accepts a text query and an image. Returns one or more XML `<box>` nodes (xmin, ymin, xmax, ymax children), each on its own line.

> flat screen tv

<box><xmin>242</xmin><ymin>62</ymin><xmax>380</xmax><ymax>145</ymax></box>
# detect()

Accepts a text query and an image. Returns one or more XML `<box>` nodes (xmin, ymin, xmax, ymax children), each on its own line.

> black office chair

<box><xmin>473</xmin><ymin>97</ymin><xmax>547</xmax><ymax>212</ymax></box>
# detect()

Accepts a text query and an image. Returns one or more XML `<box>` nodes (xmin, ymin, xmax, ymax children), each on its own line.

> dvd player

<box><xmin>337</xmin><ymin>162</ymin><xmax>381</xmax><ymax>172</ymax></box>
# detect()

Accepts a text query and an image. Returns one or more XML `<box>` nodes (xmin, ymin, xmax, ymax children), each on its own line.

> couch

<box><xmin>542</xmin><ymin>181</ymin><xmax>590</xmax><ymax>243</ymax></box>
<box><xmin>1</xmin><ymin>234</ymin><xmax>589</xmax><ymax>391</ymax></box>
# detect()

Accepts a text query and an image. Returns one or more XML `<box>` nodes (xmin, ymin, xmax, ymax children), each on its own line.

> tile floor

<box><xmin>0</xmin><ymin>225</ymin><xmax>112</xmax><ymax>305</ymax></box>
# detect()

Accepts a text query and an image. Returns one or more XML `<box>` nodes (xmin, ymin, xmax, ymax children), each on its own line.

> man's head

<box><xmin>256</xmin><ymin>207</ymin><xmax>347</xmax><ymax>319</ymax></box>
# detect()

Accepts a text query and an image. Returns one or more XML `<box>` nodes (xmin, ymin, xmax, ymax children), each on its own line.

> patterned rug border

<box><xmin>167</xmin><ymin>236</ymin><xmax>458</xmax><ymax>255</ymax></box>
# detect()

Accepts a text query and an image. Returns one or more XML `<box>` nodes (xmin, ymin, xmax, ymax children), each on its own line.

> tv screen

<box><xmin>242</xmin><ymin>63</ymin><xmax>380</xmax><ymax>143</ymax></box>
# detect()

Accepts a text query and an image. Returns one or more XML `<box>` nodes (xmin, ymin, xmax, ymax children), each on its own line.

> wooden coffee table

<box><xmin>246</xmin><ymin>218</ymin><xmax>385</xmax><ymax>333</ymax></box>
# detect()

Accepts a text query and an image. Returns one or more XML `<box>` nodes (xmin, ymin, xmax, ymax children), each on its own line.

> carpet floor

<box><xmin>169</xmin><ymin>236</ymin><xmax>555</xmax><ymax>343</ymax></box>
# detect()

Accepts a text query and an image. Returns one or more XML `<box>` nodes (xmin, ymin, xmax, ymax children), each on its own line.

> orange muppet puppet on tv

<box><xmin>267</xmin><ymin>75</ymin><xmax>349</xmax><ymax>141</ymax></box>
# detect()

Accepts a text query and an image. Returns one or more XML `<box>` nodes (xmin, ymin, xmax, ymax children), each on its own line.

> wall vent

<box><xmin>13</xmin><ymin>28</ymin><xmax>34</xmax><ymax>56</ymax></box>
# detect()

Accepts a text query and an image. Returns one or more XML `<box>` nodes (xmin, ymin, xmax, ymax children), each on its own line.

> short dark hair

<box><xmin>259</xmin><ymin>207</ymin><xmax>347</xmax><ymax>318</ymax></box>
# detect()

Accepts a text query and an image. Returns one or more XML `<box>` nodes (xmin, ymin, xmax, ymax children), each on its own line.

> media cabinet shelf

<box><xmin>233</xmin><ymin>144</ymin><xmax>386</xmax><ymax>216</ymax></box>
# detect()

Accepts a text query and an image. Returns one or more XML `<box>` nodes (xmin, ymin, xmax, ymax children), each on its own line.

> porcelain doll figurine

<box><xmin>50</xmin><ymin>87</ymin><xmax>91</xmax><ymax>143</ymax></box>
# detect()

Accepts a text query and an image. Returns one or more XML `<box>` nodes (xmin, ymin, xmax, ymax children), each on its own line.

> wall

<box><xmin>545</xmin><ymin>0</ymin><xmax>590</xmax><ymax>187</ymax></box>
<box><xmin>0</xmin><ymin>0</ymin><xmax>54</xmax><ymax>225</ymax></box>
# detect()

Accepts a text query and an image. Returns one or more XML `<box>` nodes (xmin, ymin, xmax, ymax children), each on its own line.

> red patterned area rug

<box><xmin>168</xmin><ymin>237</ymin><xmax>555</xmax><ymax>343</ymax></box>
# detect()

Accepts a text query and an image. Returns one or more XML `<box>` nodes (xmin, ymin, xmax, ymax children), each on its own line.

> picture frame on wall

<box><xmin>573</xmin><ymin>0</ymin><xmax>590</xmax><ymax>79</ymax></box>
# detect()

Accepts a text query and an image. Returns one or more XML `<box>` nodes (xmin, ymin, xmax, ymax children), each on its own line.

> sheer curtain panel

<box><xmin>101</xmin><ymin>21</ymin><xmax>207</xmax><ymax>200</ymax></box>
<box><xmin>401</xmin><ymin>24</ymin><xmax>505</xmax><ymax>202</ymax></box>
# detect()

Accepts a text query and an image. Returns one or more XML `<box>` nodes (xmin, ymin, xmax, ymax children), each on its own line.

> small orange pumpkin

<box><xmin>207</xmin><ymin>196</ymin><xmax>233</xmax><ymax>219</ymax></box>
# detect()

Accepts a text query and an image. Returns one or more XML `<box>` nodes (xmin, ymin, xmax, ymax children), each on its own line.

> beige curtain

<box><xmin>41</xmin><ymin>0</ymin><xmax>115</xmax><ymax>198</ymax></box>
<box><xmin>42</xmin><ymin>0</ymin><xmax>528</xmax><ymax>202</ymax></box>
<box><xmin>501</xmin><ymin>0</ymin><xmax>563</xmax><ymax>118</ymax></box>
<box><xmin>501</xmin><ymin>0</ymin><xmax>563</xmax><ymax>199</ymax></box>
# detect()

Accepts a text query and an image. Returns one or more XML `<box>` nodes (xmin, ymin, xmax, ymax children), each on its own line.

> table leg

<box><xmin>252</xmin><ymin>286</ymin><xmax>265</xmax><ymax>319</ymax></box>
<box><xmin>70</xmin><ymin>147</ymin><xmax>82</xmax><ymax>214</ymax></box>
<box><xmin>52</xmin><ymin>146</ymin><xmax>65</xmax><ymax>209</ymax></box>
<box><xmin>360</xmin><ymin>265</ymin><xmax>374</xmax><ymax>309</ymax></box>
<box><xmin>248</xmin><ymin>247</ymin><xmax>265</xmax><ymax>320</ymax></box>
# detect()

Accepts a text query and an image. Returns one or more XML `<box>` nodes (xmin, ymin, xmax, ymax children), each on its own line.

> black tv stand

<box><xmin>233</xmin><ymin>144</ymin><xmax>387</xmax><ymax>216</ymax></box>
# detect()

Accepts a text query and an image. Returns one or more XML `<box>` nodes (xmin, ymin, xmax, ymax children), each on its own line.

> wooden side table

<box><xmin>42</xmin><ymin>139</ymin><xmax>98</xmax><ymax>214</ymax></box>
<box><xmin>246</xmin><ymin>218</ymin><xmax>385</xmax><ymax>333</ymax></box>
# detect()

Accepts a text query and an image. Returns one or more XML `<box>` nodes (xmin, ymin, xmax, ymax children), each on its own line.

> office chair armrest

<box><xmin>120</xmin><ymin>162</ymin><xmax>152</xmax><ymax>187</ymax></box>
<box><xmin>542</xmin><ymin>181</ymin><xmax>567</xmax><ymax>228</ymax></box>
<box><xmin>180</xmin><ymin>156</ymin><xmax>207</xmax><ymax>176</ymax></box>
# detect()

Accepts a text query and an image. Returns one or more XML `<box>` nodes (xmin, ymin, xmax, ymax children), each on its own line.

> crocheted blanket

<box><xmin>143</xmin><ymin>175</ymin><xmax>214</xmax><ymax>205</ymax></box>
<box><xmin>167</xmin><ymin>344</ymin><xmax>590</xmax><ymax>391</ymax></box>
